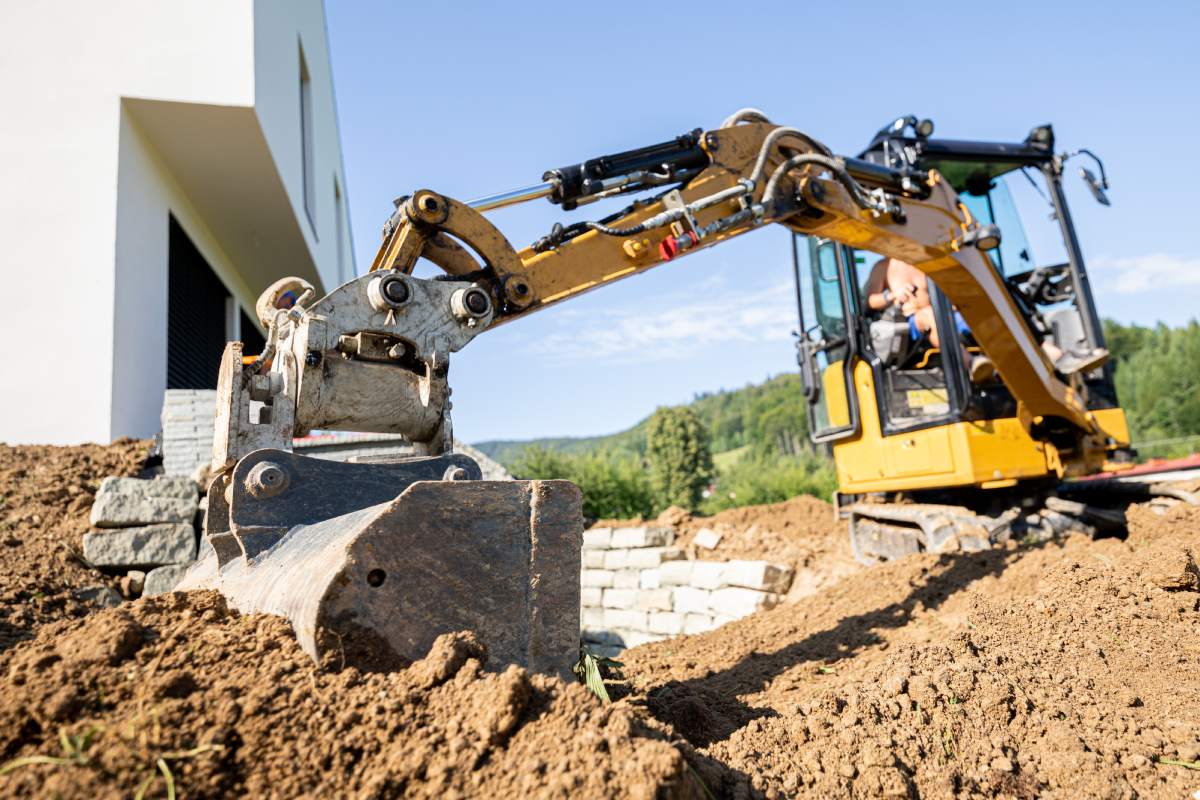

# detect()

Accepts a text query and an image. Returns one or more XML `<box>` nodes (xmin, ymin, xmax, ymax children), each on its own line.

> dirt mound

<box><xmin>622</xmin><ymin>507</ymin><xmax>1200</xmax><ymax>798</ymax></box>
<box><xmin>0</xmin><ymin>590</ymin><xmax>701</xmax><ymax>799</ymax></box>
<box><xmin>3</xmin><ymin>439</ymin><xmax>1198</xmax><ymax>798</ymax></box>
<box><xmin>0</xmin><ymin>440</ymin><xmax>148</xmax><ymax>656</ymax></box>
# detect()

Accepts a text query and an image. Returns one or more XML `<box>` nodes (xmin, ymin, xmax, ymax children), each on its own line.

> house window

<box><xmin>334</xmin><ymin>177</ymin><xmax>347</xmax><ymax>283</ymax></box>
<box><xmin>300</xmin><ymin>43</ymin><xmax>316</xmax><ymax>233</ymax></box>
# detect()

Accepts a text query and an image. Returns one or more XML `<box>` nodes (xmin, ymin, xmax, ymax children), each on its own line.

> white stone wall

<box><xmin>581</xmin><ymin>525</ymin><xmax>794</xmax><ymax>657</ymax></box>
<box><xmin>161</xmin><ymin>390</ymin><xmax>219</xmax><ymax>478</ymax></box>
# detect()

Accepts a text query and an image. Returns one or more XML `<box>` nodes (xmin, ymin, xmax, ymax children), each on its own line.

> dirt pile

<box><xmin>623</xmin><ymin>506</ymin><xmax>1200</xmax><ymax>798</ymax></box>
<box><xmin>0</xmin><ymin>591</ymin><xmax>700</xmax><ymax>798</ymax></box>
<box><xmin>0</xmin><ymin>441</ymin><xmax>148</xmax><ymax>653</ymax></box>
<box><xmin>2</xmin><ymin>439</ymin><xmax>1198</xmax><ymax>798</ymax></box>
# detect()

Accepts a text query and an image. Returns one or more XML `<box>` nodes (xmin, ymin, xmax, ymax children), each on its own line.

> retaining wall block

<box><xmin>691</xmin><ymin>561</ymin><xmax>726</xmax><ymax>590</ymax></box>
<box><xmin>612</xmin><ymin>570</ymin><xmax>640</xmax><ymax>589</ymax></box>
<box><xmin>720</xmin><ymin>560</ymin><xmax>795</xmax><ymax>593</ymax></box>
<box><xmin>639</xmin><ymin>569</ymin><xmax>662</xmax><ymax>589</ymax></box>
<box><xmin>614</xmin><ymin>629</ymin><xmax>658</xmax><ymax>648</ymax></box>
<box><xmin>684</xmin><ymin>614</ymin><xmax>717</xmax><ymax>635</ymax></box>
<box><xmin>602</xmin><ymin>549</ymin><xmax>629</xmax><ymax>570</ymax></box>
<box><xmin>611</xmin><ymin>526</ymin><xmax>674</xmax><ymax>549</ymax></box>
<box><xmin>143</xmin><ymin>563</ymin><xmax>192</xmax><ymax>596</ymax></box>
<box><xmin>693</xmin><ymin>528</ymin><xmax>723</xmax><ymax>550</ymax></box>
<box><xmin>626</xmin><ymin>547</ymin><xmax>684</xmax><ymax>569</ymax></box>
<box><xmin>82</xmin><ymin>523</ymin><xmax>197</xmax><ymax>568</ymax></box>
<box><xmin>709</xmin><ymin>586</ymin><xmax>779</xmax><ymax>617</ymax></box>
<box><xmin>581</xmin><ymin>569</ymin><xmax>615</xmax><ymax>588</ymax></box>
<box><xmin>604</xmin><ymin>608</ymin><xmax>647</xmax><ymax>631</ymax></box>
<box><xmin>581</xmin><ymin>607</ymin><xmax>606</xmax><ymax>629</ymax></box>
<box><xmin>580</xmin><ymin>587</ymin><xmax>603</xmax><ymax>606</ymax></box>
<box><xmin>648</xmin><ymin>611</ymin><xmax>686</xmax><ymax>635</ymax></box>
<box><xmin>583</xmin><ymin>550</ymin><xmax>606</xmax><ymax>569</ymax></box>
<box><xmin>90</xmin><ymin>477</ymin><xmax>199</xmax><ymax>528</ymax></box>
<box><xmin>673</xmin><ymin>586</ymin><xmax>712</xmax><ymax>615</ymax></box>
<box><xmin>634</xmin><ymin>588</ymin><xmax>674</xmax><ymax>612</ymax></box>
<box><xmin>602</xmin><ymin>588</ymin><xmax>636</xmax><ymax>609</ymax></box>
<box><xmin>659</xmin><ymin>560</ymin><xmax>693</xmax><ymax>586</ymax></box>
<box><xmin>582</xmin><ymin>527</ymin><xmax>612</xmax><ymax>549</ymax></box>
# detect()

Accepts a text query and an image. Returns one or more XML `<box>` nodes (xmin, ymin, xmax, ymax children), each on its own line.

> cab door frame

<box><xmin>792</xmin><ymin>234</ymin><xmax>861</xmax><ymax>443</ymax></box>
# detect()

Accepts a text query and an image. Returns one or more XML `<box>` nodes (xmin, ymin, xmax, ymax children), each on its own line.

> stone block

<box><xmin>691</xmin><ymin>561</ymin><xmax>726</xmax><ymax>590</ymax></box>
<box><xmin>648</xmin><ymin>611</ymin><xmax>686</xmax><ymax>635</ymax></box>
<box><xmin>639</xmin><ymin>569</ymin><xmax>662</xmax><ymax>589</ymax></box>
<box><xmin>659</xmin><ymin>560</ymin><xmax>693</xmax><ymax>585</ymax></box>
<box><xmin>144</xmin><ymin>564</ymin><xmax>192</xmax><ymax>596</ymax></box>
<box><xmin>713</xmin><ymin>614</ymin><xmax>737</xmax><ymax>627</ymax></box>
<box><xmin>684</xmin><ymin>614</ymin><xmax>716</xmax><ymax>634</ymax></box>
<box><xmin>720</xmin><ymin>560</ymin><xmax>794</xmax><ymax>593</ymax></box>
<box><xmin>581</xmin><ymin>606</ymin><xmax>606</xmax><ymax>629</ymax></box>
<box><xmin>83</xmin><ymin>523</ymin><xmax>197</xmax><ymax>568</ymax></box>
<box><xmin>582</xmin><ymin>527</ymin><xmax>612</xmax><ymax>549</ymax></box>
<box><xmin>611</xmin><ymin>526</ymin><xmax>674</xmax><ymax>548</ymax></box>
<box><xmin>604</xmin><ymin>608</ymin><xmax>647</xmax><ymax>631</ymax></box>
<box><xmin>582</xmin><ymin>549</ymin><xmax>606</xmax><ymax>569</ymax></box>
<box><xmin>625</xmin><ymin>547</ymin><xmax>685</xmax><ymax>569</ymax></box>
<box><xmin>90</xmin><ymin>477</ymin><xmax>199</xmax><ymax>528</ymax></box>
<box><xmin>709</xmin><ymin>587</ymin><xmax>778</xmax><ymax>618</ymax></box>
<box><xmin>580</xmin><ymin>587</ymin><xmax>603</xmax><ymax>606</ymax></box>
<box><xmin>614</xmin><ymin>629</ymin><xmax>659</xmax><ymax>647</ymax></box>
<box><xmin>634</xmin><ymin>588</ymin><xmax>674</xmax><ymax>611</ymax></box>
<box><xmin>612</xmin><ymin>570</ymin><xmax>640</xmax><ymax>589</ymax></box>
<box><xmin>74</xmin><ymin>585</ymin><xmax>123</xmax><ymax>608</ymax></box>
<box><xmin>603</xmin><ymin>549</ymin><xmax>629</xmax><ymax>570</ymax></box>
<box><xmin>693</xmin><ymin>528</ymin><xmax>723</xmax><ymax>550</ymax></box>
<box><xmin>602</xmin><ymin>588</ymin><xmax>636</xmax><ymax>609</ymax></box>
<box><xmin>673</xmin><ymin>586</ymin><xmax>711</xmax><ymax>615</ymax></box>
<box><xmin>581</xmin><ymin>569</ymin><xmax>615</xmax><ymax>588</ymax></box>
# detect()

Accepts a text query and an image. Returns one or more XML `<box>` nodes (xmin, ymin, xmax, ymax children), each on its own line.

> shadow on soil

<box><xmin>634</xmin><ymin>545</ymin><xmax>1030</xmax><ymax>749</ymax></box>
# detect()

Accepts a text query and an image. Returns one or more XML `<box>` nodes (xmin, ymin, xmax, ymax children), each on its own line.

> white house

<box><xmin>0</xmin><ymin>1</ymin><xmax>354</xmax><ymax>445</ymax></box>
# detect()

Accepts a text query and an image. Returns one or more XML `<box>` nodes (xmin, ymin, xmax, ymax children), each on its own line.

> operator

<box><xmin>864</xmin><ymin>257</ymin><xmax>996</xmax><ymax>383</ymax></box>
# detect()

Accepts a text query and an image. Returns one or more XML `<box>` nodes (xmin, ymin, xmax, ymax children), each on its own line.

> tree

<box><xmin>646</xmin><ymin>406</ymin><xmax>714</xmax><ymax>510</ymax></box>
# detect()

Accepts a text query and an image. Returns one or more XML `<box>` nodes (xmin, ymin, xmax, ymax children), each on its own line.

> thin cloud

<box><xmin>529</xmin><ymin>281</ymin><xmax>798</xmax><ymax>364</ymax></box>
<box><xmin>1090</xmin><ymin>253</ymin><xmax>1200</xmax><ymax>294</ymax></box>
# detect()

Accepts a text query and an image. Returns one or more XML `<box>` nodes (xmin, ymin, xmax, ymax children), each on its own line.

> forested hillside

<box><xmin>1105</xmin><ymin>319</ymin><xmax>1200</xmax><ymax>456</ymax></box>
<box><xmin>474</xmin><ymin>373</ymin><xmax>813</xmax><ymax>465</ymax></box>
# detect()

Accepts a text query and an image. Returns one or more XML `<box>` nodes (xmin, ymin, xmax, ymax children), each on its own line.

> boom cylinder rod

<box><xmin>468</xmin><ymin>181</ymin><xmax>557</xmax><ymax>212</ymax></box>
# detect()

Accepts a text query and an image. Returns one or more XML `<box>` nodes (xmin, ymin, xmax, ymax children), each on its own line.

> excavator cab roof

<box><xmin>858</xmin><ymin>116</ymin><xmax>1056</xmax><ymax>196</ymax></box>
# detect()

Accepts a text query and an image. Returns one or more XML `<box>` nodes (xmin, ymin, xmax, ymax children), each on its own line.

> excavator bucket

<box><xmin>179</xmin><ymin>449</ymin><xmax>583</xmax><ymax>679</ymax></box>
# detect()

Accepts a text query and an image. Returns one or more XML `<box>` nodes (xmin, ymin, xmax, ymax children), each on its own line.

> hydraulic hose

<box><xmin>721</xmin><ymin>108</ymin><xmax>774</xmax><ymax>128</ymax></box>
<box><xmin>762</xmin><ymin>153</ymin><xmax>883</xmax><ymax>213</ymax></box>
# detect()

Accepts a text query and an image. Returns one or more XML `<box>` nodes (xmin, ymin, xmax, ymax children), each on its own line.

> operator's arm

<box><xmin>864</xmin><ymin>258</ymin><xmax>892</xmax><ymax>311</ymax></box>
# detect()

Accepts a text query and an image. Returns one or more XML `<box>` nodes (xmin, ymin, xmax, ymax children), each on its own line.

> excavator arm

<box><xmin>367</xmin><ymin>112</ymin><xmax>1093</xmax><ymax>436</ymax></box>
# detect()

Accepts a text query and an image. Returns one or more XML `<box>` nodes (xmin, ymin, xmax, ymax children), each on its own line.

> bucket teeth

<box><xmin>182</xmin><ymin>451</ymin><xmax>582</xmax><ymax>678</ymax></box>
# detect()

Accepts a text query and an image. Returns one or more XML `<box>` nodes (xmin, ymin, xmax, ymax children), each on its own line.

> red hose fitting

<box><xmin>659</xmin><ymin>230</ymin><xmax>699</xmax><ymax>261</ymax></box>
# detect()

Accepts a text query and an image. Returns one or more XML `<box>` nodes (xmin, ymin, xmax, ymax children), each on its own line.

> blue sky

<box><xmin>325</xmin><ymin>0</ymin><xmax>1199</xmax><ymax>443</ymax></box>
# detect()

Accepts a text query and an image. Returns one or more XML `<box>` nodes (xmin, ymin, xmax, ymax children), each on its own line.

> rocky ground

<box><xmin>0</xmin><ymin>441</ymin><xmax>1197</xmax><ymax>798</ymax></box>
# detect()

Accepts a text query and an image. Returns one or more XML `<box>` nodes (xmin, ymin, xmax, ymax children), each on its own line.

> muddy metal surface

<box><xmin>0</xmin><ymin>441</ymin><xmax>1197</xmax><ymax>798</ymax></box>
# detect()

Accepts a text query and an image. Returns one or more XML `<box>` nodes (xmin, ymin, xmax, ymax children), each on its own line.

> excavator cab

<box><xmin>793</xmin><ymin>117</ymin><xmax>1130</xmax><ymax>561</ymax></box>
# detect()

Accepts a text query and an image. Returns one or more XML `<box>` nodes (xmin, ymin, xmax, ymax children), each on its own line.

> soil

<box><xmin>1</xmin><ymin>440</ymin><xmax>1198</xmax><ymax>798</ymax></box>
<box><xmin>0</xmin><ymin>440</ymin><xmax>149</xmax><ymax>654</ymax></box>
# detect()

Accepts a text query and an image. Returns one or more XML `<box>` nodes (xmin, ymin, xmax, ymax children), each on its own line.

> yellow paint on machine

<box><xmin>823</xmin><ymin>360</ymin><xmax>1130</xmax><ymax>495</ymax></box>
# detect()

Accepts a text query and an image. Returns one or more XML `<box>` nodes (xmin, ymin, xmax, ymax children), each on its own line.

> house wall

<box><xmin>0</xmin><ymin>1</ymin><xmax>350</xmax><ymax>446</ymax></box>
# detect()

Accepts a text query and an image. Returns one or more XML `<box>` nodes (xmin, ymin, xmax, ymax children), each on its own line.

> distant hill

<box><xmin>473</xmin><ymin>372</ymin><xmax>811</xmax><ymax>467</ymax></box>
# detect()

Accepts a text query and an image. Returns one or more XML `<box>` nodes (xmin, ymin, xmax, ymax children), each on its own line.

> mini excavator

<box><xmin>183</xmin><ymin>109</ymin><xmax>1131</xmax><ymax>674</ymax></box>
